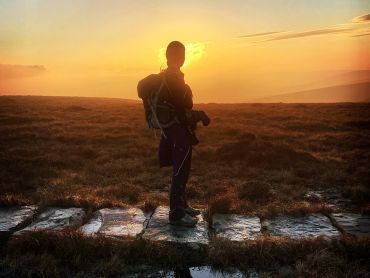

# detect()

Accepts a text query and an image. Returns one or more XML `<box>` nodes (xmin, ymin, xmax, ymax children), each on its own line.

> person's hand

<box><xmin>199</xmin><ymin>111</ymin><xmax>210</xmax><ymax>126</ymax></box>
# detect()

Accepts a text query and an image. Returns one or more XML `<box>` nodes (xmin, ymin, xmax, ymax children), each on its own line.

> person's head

<box><xmin>166</xmin><ymin>41</ymin><xmax>185</xmax><ymax>68</ymax></box>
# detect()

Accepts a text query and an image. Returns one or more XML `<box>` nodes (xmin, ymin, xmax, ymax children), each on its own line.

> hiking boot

<box><xmin>169</xmin><ymin>213</ymin><xmax>197</xmax><ymax>227</ymax></box>
<box><xmin>184</xmin><ymin>206</ymin><xmax>201</xmax><ymax>217</ymax></box>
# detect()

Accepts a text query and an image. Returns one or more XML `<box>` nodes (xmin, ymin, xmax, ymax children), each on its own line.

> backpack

<box><xmin>137</xmin><ymin>72</ymin><xmax>178</xmax><ymax>131</ymax></box>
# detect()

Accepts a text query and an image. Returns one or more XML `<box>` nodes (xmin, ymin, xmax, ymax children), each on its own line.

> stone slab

<box><xmin>142</xmin><ymin>206</ymin><xmax>209</xmax><ymax>245</ymax></box>
<box><xmin>212</xmin><ymin>214</ymin><xmax>261</xmax><ymax>241</ymax></box>
<box><xmin>80</xmin><ymin>207</ymin><xmax>145</xmax><ymax>237</ymax></box>
<box><xmin>16</xmin><ymin>207</ymin><xmax>85</xmax><ymax>234</ymax></box>
<box><xmin>332</xmin><ymin>212</ymin><xmax>370</xmax><ymax>237</ymax></box>
<box><xmin>266</xmin><ymin>214</ymin><xmax>340</xmax><ymax>238</ymax></box>
<box><xmin>0</xmin><ymin>206</ymin><xmax>37</xmax><ymax>233</ymax></box>
<box><xmin>304</xmin><ymin>189</ymin><xmax>353</xmax><ymax>210</ymax></box>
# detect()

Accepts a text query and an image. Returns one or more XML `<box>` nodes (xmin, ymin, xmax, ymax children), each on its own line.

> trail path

<box><xmin>1</xmin><ymin>205</ymin><xmax>369</xmax><ymax>245</ymax></box>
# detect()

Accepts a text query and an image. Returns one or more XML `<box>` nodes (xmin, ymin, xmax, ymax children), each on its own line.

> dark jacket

<box><xmin>137</xmin><ymin>68</ymin><xmax>193</xmax><ymax>126</ymax></box>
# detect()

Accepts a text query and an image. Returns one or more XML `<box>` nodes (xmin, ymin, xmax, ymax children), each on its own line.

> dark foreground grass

<box><xmin>0</xmin><ymin>96</ymin><xmax>370</xmax><ymax>217</ymax></box>
<box><xmin>1</xmin><ymin>231</ymin><xmax>369</xmax><ymax>277</ymax></box>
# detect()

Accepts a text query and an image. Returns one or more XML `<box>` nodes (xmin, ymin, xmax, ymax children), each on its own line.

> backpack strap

<box><xmin>149</xmin><ymin>75</ymin><xmax>168</xmax><ymax>138</ymax></box>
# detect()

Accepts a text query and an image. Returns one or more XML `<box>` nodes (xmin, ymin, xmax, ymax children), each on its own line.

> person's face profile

<box><xmin>179</xmin><ymin>50</ymin><xmax>185</xmax><ymax>67</ymax></box>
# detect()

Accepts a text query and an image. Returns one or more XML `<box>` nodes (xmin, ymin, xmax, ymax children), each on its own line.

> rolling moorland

<box><xmin>1</xmin><ymin>95</ymin><xmax>369</xmax><ymax>215</ymax></box>
<box><xmin>0</xmin><ymin>95</ymin><xmax>370</xmax><ymax>276</ymax></box>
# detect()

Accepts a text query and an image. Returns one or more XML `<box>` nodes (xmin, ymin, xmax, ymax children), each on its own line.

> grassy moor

<box><xmin>1</xmin><ymin>96</ymin><xmax>369</xmax><ymax>217</ymax></box>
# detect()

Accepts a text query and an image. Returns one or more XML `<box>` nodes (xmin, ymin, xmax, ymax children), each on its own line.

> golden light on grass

<box><xmin>158</xmin><ymin>42</ymin><xmax>206</xmax><ymax>68</ymax></box>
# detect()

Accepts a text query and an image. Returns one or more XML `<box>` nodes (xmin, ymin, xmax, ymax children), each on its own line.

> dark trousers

<box><xmin>159</xmin><ymin>124</ymin><xmax>192</xmax><ymax>221</ymax></box>
<box><xmin>169</xmin><ymin>147</ymin><xmax>192</xmax><ymax>221</ymax></box>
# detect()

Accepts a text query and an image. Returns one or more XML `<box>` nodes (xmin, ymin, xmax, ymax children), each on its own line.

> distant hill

<box><xmin>257</xmin><ymin>82</ymin><xmax>370</xmax><ymax>103</ymax></box>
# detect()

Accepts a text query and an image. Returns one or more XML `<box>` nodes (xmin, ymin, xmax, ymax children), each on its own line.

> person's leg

<box><xmin>169</xmin><ymin>147</ymin><xmax>191</xmax><ymax>221</ymax></box>
<box><xmin>159</xmin><ymin>130</ymin><xmax>172</xmax><ymax>168</ymax></box>
<box><xmin>179</xmin><ymin>148</ymin><xmax>192</xmax><ymax>208</ymax></box>
<box><xmin>169</xmin><ymin>176</ymin><xmax>186</xmax><ymax>221</ymax></box>
<box><xmin>169</xmin><ymin>125</ymin><xmax>192</xmax><ymax>221</ymax></box>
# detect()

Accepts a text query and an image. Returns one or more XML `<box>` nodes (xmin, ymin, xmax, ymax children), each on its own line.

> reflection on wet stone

<box><xmin>16</xmin><ymin>207</ymin><xmax>85</xmax><ymax>234</ymax></box>
<box><xmin>0</xmin><ymin>206</ymin><xmax>37</xmax><ymax>234</ymax></box>
<box><xmin>126</xmin><ymin>266</ymin><xmax>258</xmax><ymax>278</ymax></box>
<box><xmin>332</xmin><ymin>212</ymin><xmax>370</xmax><ymax>237</ymax></box>
<box><xmin>267</xmin><ymin>214</ymin><xmax>340</xmax><ymax>238</ymax></box>
<box><xmin>142</xmin><ymin>206</ymin><xmax>209</xmax><ymax>245</ymax></box>
<box><xmin>81</xmin><ymin>208</ymin><xmax>146</xmax><ymax>237</ymax></box>
<box><xmin>212</xmin><ymin>214</ymin><xmax>262</xmax><ymax>241</ymax></box>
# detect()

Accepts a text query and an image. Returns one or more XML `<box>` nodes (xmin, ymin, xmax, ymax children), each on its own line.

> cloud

<box><xmin>265</xmin><ymin>28</ymin><xmax>353</xmax><ymax>41</ymax></box>
<box><xmin>352</xmin><ymin>14</ymin><xmax>370</xmax><ymax>23</ymax></box>
<box><xmin>352</xmin><ymin>32</ymin><xmax>370</xmax><ymax>37</ymax></box>
<box><xmin>239</xmin><ymin>32</ymin><xmax>281</xmax><ymax>38</ymax></box>
<box><xmin>0</xmin><ymin>64</ymin><xmax>46</xmax><ymax>80</ymax></box>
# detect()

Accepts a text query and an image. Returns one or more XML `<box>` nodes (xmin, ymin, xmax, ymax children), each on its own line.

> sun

<box><xmin>158</xmin><ymin>42</ymin><xmax>206</xmax><ymax>68</ymax></box>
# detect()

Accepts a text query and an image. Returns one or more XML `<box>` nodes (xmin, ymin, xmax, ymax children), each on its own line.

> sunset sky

<box><xmin>1</xmin><ymin>0</ymin><xmax>369</xmax><ymax>102</ymax></box>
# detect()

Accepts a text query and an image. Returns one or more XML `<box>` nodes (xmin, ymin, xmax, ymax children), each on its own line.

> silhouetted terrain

<box><xmin>1</xmin><ymin>96</ymin><xmax>369</xmax><ymax>217</ymax></box>
<box><xmin>258</xmin><ymin>82</ymin><xmax>370</xmax><ymax>103</ymax></box>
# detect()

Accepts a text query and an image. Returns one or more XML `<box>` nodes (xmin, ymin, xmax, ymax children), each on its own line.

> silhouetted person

<box><xmin>138</xmin><ymin>41</ymin><xmax>210</xmax><ymax>227</ymax></box>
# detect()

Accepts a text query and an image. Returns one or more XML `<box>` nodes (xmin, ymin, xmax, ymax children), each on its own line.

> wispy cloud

<box><xmin>352</xmin><ymin>32</ymin><xmax>370</xmax><ymax>37</ymax></box>
<box><xmin>265</xmin><ymin>28</ymin><xmax>352</xmax><ymax>41</ymax></box>
<box><xmin>352</xmin><ymin>14</ymin><xmax>370</xmax><ymax>23</ymax></box>
<box><xmin>0</xmin><ymin>64</ymin><xmax>46</xmax><ymax>80</ymax></box>
<box><xmin>238</xmin><ymin>32</ymin><xmax>281</xmax><ymax>38</ymax></box>
<box><xmin>240</xmin><ymin>12</ymin><xmax>369</xmax><ymax>43</ymax></box>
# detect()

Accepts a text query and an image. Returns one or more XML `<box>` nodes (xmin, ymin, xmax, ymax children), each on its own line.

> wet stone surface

<box><xmin>81</xmin><ymin>208</ymin><xmax>146</xmax><ymax>237</ymax></box>
<box><xmin>212</xmin><ymin>214</ymin><xmax>261</xmax><ymax>241</ymax></box>
<box><xmin>304</xmin><ymin>189</ymin><xmax>353</xmax><ymax>210</ymax></box>
<box><xmin>332</xmin><ymin>212</ymin><xmax>370</xmax><ymax>237</ymax></box>
<box><xmin>0</xmin><ymin>206</ymin><xmax>37</xmax><ymax>233</ymax></box>
<box><xmin>127</xmin><ymin>266</ymin><xmax>258</xmax><ymax>278</ymax></box>
<box><xmin>16</xmin><ymin>208</ymin><xmax>85</xmax><ymax>234</ymax></box>
<box><xmin>266</xmin><ymin>214</ymin><xmax>340</xmax><ymax>238</ymax></box>
<box><xmin>142</xmin><ymin>206</ymin><xmax>209</xmax><ymax>245</ymax></box>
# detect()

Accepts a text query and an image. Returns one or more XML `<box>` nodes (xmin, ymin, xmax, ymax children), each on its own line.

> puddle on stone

<box><xmin>266</xmin><ymin>214</ymin><xmax>340</xmax><ymax>238</ymax></box>
<box><xmin>212</xmin><ymin>214</ymin><xmax>261</xmax><ymax>241</ymax></box>
<box><xmin>81</xmin><ymin>208</ymin><xmax>146</xmax><ymax>237</ymax></box>
<box><xmin>332</xmin><ymin>212</ymin><xmax>370</xmax><ymax>237</ymax></box>
<box><xmin>142</xmin><ymin>206</ymin><xmax>209</xmax><ymax>245</ymax></box>
<box><xmin>126</xmin><ymin>266</ymin><xmax>258</xmax><ymax>278</ymax></box>
<box><xmin>16</xmin><ymin>207</ymin><xmax>85</xmax><ymax>234</ymax></box>
<box><xmin>0</xmin><ymin>206</ymin><xmax>37</xmax><ymax>233</ymax></box>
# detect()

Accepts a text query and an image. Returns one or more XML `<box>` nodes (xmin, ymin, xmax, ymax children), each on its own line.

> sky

<box><xmin>1</xmin><ymin>0</ymin><xmax>369</xmax><ymax>102</ymax></box>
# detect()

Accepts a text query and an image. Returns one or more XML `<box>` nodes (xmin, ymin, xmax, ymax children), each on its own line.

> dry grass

<box><xmin>0</xmin><ymin>96</ymin><xmax>369</xmax><ymax>217</ymax></box>
<box><xmin>1</xmin><ymin>230</ymin><xmax>369</xmax><ymax>277</ymax></box>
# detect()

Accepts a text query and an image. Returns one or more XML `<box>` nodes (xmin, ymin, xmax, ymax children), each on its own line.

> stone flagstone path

<box><xmin>1</xmin><ymin>205</ymin><xmax>370</xmax><ymax>244</ymax></box>
<box><xmin>0</xmin><ymin>206</ymin><xmax>37</xmax><ymax>236</ymax></box>
<box><xmin>15</xmin><ymin>207</ymin><xmax>85</xmax><ymax>235</ymax></box>
<box><xmin>332</xmin><ymin>212</ymin><xmax>370</xmax><ymax>237</ymax></box>
<box><xmin>80</xmin><ymin>208</ymin><xmax>146</xmax><ymax>237</ymax></box>
<box><xmin>212</xmin><ymin>214</ymin><xmax>262</xmax><ymax>241</ymax></box>
<box><xmin>142</xmin><ymin>206</ymin><xmax>209</xmax><ymax>245</ymax></box>
<box><xmin>265</xmin><ymin>214</ymin><xmax>340</xmax><ymax>238</ymax></box>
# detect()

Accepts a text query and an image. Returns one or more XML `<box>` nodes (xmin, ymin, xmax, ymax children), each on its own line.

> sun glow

<box><xmin>158</xmin><ymin>42</ymin><xmax>206</xmax><ymax>68</ymax></box>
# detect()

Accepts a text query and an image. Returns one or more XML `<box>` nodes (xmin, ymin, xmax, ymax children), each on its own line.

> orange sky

<box><xmin>1</xmin><ymin>1</ymin><xmax>369</xmax><ymax>102</ymax></box>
